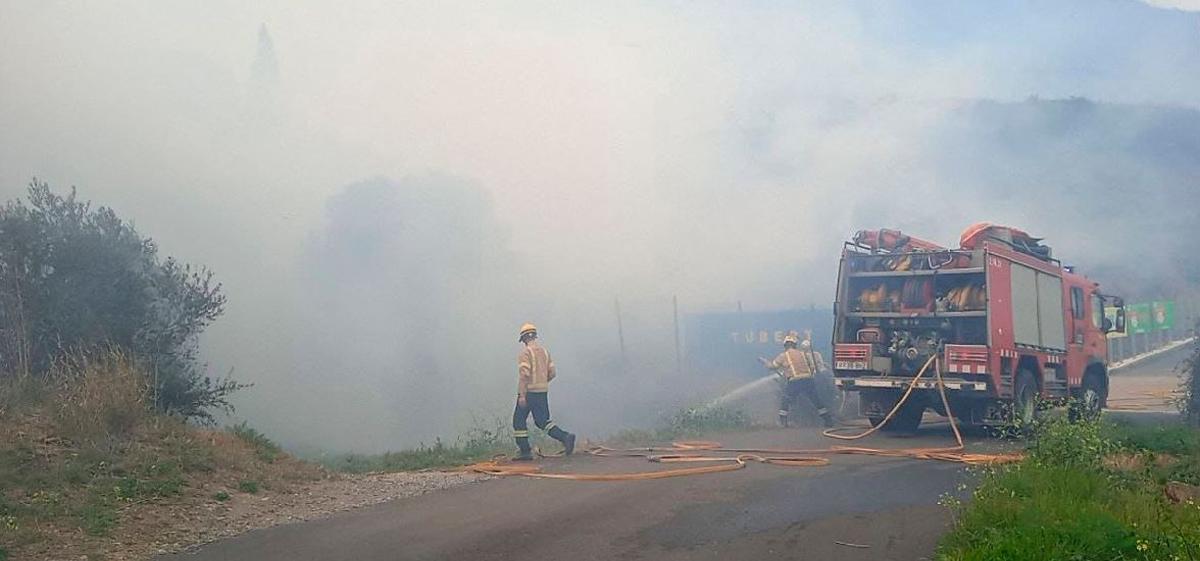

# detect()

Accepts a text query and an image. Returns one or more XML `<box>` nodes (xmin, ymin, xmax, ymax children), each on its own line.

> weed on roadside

<box><xmin>237</xmin><ymin>480</ymin><xmax>260</xmax><ymax>494</ymax></box>
<box><xmin>229</xmin><ymin>422</ymin><xmax>282</xmax><ymax>463</ymax></box>
<box><xmin>77</xmin><ymin>500</ymin><xmax>117</xmax><ymax>537</ymax></box>
<box><xmin>938</xmin><ymin>416</ymin><xmax>1200</xmax><ymax>560</ymax></box>
<box><xmin>608</xmin><ymin>405</ymin><xmax>751</xmax><ymax>446</ymax></box>
<box><xmin>321</xmin><ymin>414</ymin><xmax>514</xmax><ymax>473</ymax></box>
<box><xmin>1112</xmin><ymin>422</ymin><xmax>1200</xmax><ymax>457</ymax></box>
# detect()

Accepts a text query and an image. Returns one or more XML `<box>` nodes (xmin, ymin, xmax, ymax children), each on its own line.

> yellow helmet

<box><xmin>519</xmin><ymin>323</ymin><xmax>538</xmax><ymax>341</ymax></box>
<box><xmin>783</xmin><ymin>332</ymin><xmax>799</xmax><ymax>345</ymax></box>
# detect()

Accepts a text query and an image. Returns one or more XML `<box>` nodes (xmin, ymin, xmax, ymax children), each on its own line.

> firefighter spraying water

<box><xmin>761</xmin><ymin>331</ymin><xmax>834</xmax><ymax>428</ymax></box>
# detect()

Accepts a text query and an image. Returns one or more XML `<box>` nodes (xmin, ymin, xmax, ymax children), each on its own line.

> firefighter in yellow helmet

<box><xmin>765</xmin><ymin>331</ymin><xmax>833</xmax><ymax>427</ymax></box>
<box><xmin>513</xmin><ymin>323</ymin><xmax>576</xmax><ymax>461</ymax></box>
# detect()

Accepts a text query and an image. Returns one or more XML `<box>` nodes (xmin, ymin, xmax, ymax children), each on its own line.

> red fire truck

<box><xmin>831</xmin><ymin>224</ymin><xmax>1126</xmax><ymax>431</ymax></box>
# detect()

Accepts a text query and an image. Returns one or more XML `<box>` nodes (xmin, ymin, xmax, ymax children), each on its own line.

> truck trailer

<box><xmin>831</xmin><ymin>224</ymin><xmax>1126</xmax><ymax>431</ymax></box>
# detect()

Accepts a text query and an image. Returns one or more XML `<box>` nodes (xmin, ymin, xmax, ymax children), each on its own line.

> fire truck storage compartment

<box><xmin>1009</xmin><ymin>261</ymin><xmax>1066</xmax><ymax>351</ymax></box>
<box><xmin>839</xmin><ymin>256</ymin><xmax>990</xmax><ymax>375</ymax></box>
<box><xmin>845</xmin><ymin>265</ymin><xmax>987</xmax><ymax>316</ymax></box>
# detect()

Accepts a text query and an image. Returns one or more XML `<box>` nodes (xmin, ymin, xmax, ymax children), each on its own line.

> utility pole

<box><xmin>614</xmin><ymin>297</ymin><xmax>627</xmax><ymax>367</ymax></box>
<box><xmin>673</xmin><ymin>295</ymin><xmax>682</xmax><ymax>376</ymax></box>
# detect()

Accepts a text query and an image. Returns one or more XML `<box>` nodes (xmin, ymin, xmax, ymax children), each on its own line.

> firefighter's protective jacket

<box><xmin>767</xmin><ymin>348</ymin><xmax>824</xmax><ymax>380</ymax></box>
<box><xmin>518</xmin><ymin>340</ymin><xmax>556</xmax><ymax>392</ymax></box>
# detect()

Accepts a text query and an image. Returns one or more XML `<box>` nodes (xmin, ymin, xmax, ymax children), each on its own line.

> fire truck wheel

<box><xmin>880</xmin><ymin>398</ymin><xmax>924</xmax><ymax>433</ymax></box>
<box><xmin>1069</xmin><ymin>374</ymin><xmax>1104</xmax><ymax>422</ymax></box>
<box><xmin>1013</xmin><ymin>370</ymin><xmax>1039</xmax><ymax>429</ymax></box>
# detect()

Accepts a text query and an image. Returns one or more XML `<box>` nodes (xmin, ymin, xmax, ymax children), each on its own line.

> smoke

<box><xmin>1140</xmin><ymin>0</ymin><xmax>1200</xmax><ymax>11</ymax></box>
<box><xmin>1</xmin><ymin>1</ymin><xmax>1198</xmax><ymax>451</ymax></box>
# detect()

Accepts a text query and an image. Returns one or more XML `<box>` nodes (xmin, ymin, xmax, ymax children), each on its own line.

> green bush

<box><xmin>1027</xmin><ymin>416</ymin><xmax>1113</xmax><ymax>469</ymax></box>
<box><xmin>237</xmin><ymin>480</ymin><xmax>260</xmax><ymax>494</ymax></box>
<box><xmin>0</xmin><ymin>180</ymin><xmax>244</xmax><ymax>422</ymax></box>
<box><xmin>77</xmin><ymin>501</ymin><xmax>116</xmax><ymax>537</ymax></box>
<box><xmin>323</xmin><ymin>415</ymin><xmax>514</xmax><ymax>473</ymax></box>
<box><xmin>212</xmin><ymin>491</ymin><xmax>231</xmax><ymax>502</ymax></box>
<box><xmin>606</xmin><ymin>405</ymin><xmax>752</xmax><ymax>446</ymax></box>
<box><xmin>940</xmin><ymin>463</ymin><xmax>1139</xmax><ymax>560</ymax></box>
<box><xmin>229</xmin><ymin>422</ymin><xmax>282</xmax><ymax>463</ymax></box>
<box><xmin>1112</xmin><ymin>422</ymin><xmax>1200</xmax><ymax>457</ymax></box>
<box><xmin>661</xmin><ymin>406</ymin><xmax>751</xmax><ymax>438</ymax></box>
<box><xmin>939</xmin><ymin>417</ymin><xmax>1200</xmax><ymax>560</ymax></box>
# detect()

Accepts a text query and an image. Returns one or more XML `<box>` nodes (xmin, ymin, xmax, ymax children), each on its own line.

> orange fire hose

<box><xmin>821</xmin><ymin>354</ymin><xmax>1022</xmax><ymax>465</ymax></box>
<box><xmin>822</xmin><ymin>355</ymin><xmax>937</xmax><ymax>441</ymax></box>
<box><xmin>467</xmin><ymin>355</ymin><xmax>1020</xmax><ymax>480</ymax></box>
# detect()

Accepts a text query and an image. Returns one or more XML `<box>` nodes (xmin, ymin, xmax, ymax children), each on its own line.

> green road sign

<box><xmin>1151</xmin><ymin>301</ymin><xmax>1175</xmax><ymax>330</ymax></box>
<box><xmin>1127</xmin><ymin>303</ymin><xmax>1153</xmax><ymax>334</ymax></box>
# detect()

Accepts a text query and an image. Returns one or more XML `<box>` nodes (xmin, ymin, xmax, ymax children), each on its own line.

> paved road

<box><xmin>163</xmin><ymin>426</ymin><xmax>985</xmax><ymax>561</ymax></box>
<box><xmin>163</xmin><ymin>343</ymin><xmax>1191</xmax><ymax>561</ymax></box>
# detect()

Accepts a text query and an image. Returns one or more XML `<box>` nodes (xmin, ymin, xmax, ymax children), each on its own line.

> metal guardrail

<box><xmin>1109</xmin><ymin>336</ymin><xmax>1196</xmax><ymax>373</ymax></box>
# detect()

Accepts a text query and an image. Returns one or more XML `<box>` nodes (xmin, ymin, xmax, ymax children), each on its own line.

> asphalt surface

<box><xmin>162</xmin><ymin>344</ymin><xmax>1190</xmax><ymax>561</ymax></box>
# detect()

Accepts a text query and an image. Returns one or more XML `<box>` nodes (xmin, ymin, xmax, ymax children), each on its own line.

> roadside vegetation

<box><xmin>938</xmin><ymin>416</ymin><xmax>1200</xmax><ymax>560</ymax></box>
<box><xmin>0</xmin><ymin>180</ymin><xmax>245</xmax><ymax>422</ymax></box>
<box><xmin>0</xmin><ymin>350</ymin><xmax>321</xmax><ymax>558</ymax></box>
<box><xmin>319</xmin><ymin>415</ymin><xmax>514</xmax><ymax>473</ymax></box>
<box><xmin>0</xmin><ymin>182</ymin><xmax>298</xmax><ymax>559</ymax></box>
<box><xmin>319</xmin><ymin>404</ymin><xmax>755</xmax><ymax>473</ymax></box>
<box><xmin>607</xmin><ymin>405</ymin><xmax>752</xmax><ymax>446</ymax></box>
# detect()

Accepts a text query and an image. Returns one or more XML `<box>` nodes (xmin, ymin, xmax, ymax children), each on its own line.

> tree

<box><xmin>0</xmin><ymin>179</ymin><xmax>244</xmax><ymax>422</ymax></box>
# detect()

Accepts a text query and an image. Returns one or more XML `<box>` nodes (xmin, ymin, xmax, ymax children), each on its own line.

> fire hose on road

<box><xmin>467</xmin><ymin>355</ymin><xmax>1022</xmax><ymax>480</ymax></box>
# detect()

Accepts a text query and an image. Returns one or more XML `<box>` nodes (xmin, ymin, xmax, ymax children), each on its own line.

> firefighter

<box><xmin>765</xmin><ymin>332</ymin><xmax>834</xmax><ymax>428</ymax></box>
<box><xmin>513</xmin><ymin>323</ymin><xmax>576</xmax><ymax>461</ymax></box>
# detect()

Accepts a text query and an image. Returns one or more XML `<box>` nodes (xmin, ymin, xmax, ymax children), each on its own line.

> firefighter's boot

<box><xmin>818</xmin><ymin>408</ymin><xmax>835</xmax><ymax>428</ymax></box>
<box><xmin>514</xmin><ymin>432</ymin><xmax>533</xmax><ymax>461</ymax></box>
<box><xmin>778</xmin><ymin>410</ymin><xmax>790</xmax><ymax>428</ymax></box>
<box><xmin>548</xmin><ymin>426</ymin><xmax>575</xmax><ymax>456</ymax></box>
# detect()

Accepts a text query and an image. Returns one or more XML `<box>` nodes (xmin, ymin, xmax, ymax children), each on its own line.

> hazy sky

<box><xmin>2</xmin><ymin>1</ymin><xmax>1197</xmax><ymax>450</ymax></box>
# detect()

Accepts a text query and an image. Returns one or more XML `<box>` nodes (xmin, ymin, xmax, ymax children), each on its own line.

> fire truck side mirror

<box><xmin>1110</xmin><ymin>297</ymin><xmax>1126</xmax><ymax>334</ymax></box>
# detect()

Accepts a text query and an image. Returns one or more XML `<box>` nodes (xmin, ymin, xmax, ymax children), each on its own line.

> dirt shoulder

<box><xmin>0</xmin><ymin>401</ymin><xmax>490</xmax><ymax>561</ymax></box>
<box><xmin>17</xmin><ymin>468</ymin><xmax>488</xmax><ymax>561</ymax></box>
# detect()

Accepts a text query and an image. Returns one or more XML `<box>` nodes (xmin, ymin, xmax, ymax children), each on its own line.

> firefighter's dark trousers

<box><xmin>513</xmin><ymin>391</ymin><xmax>570</xmax><ymax>455</ymax></box>
<box><xmin>780</xmin><ymin>377</ymin><xmax>830</xmax><ymax>425</ymax></box>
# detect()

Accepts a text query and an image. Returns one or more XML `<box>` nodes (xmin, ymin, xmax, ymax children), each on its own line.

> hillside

<box><xmin>0</xmin><ymin>353</ymin><xmax>482</xmax><ymax>561</ymax></box>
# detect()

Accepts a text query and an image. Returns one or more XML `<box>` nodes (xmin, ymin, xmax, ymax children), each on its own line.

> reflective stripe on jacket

<box><xmin>769</xmin><ymin>348</ymin><xmax>819</xmax><ymax>380</ymax></box>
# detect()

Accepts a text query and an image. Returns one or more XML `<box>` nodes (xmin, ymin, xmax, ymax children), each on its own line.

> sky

<box><xmin>1</xmin><ymin>0</ymin><xmax>1198</xmax><ymax>451</ymax></box>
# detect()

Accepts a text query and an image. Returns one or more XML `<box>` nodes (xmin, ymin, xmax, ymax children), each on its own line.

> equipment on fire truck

<box><xmin>939</xmin><ymin>283</ymin><xmax>986</xmax><ymax>312</ymax></box>
<box><xmin>960</xmin><ymin>222</ymin><xmax>1051</xmax><ymax>260</ymax></box>
<box><xmin>900</xmin><ymin>278</ymin><xmax>934</xmax><ymax>313</ymax></box>
<box><xmin>853</xmin><ymin>228</ymin><xmax>946</xmax><ymax>253</ymax></box>
<box><xmin>887</xmin><ymin>330</ymin><xmax>941</xmax><ymax>375</ymax></box>
<box><xmin>856</xmin><ymin>327</ymin><xmax>882</xmax><ymax>343</ymax></box>
<box><xmin>856</xmin><ymin>283</ymin><xmax>900</xmax><ymax>312</ymax></box>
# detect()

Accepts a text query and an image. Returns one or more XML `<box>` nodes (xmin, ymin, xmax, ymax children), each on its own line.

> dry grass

<box><xmin>0</xmin><ymin>349</ymin><xmax>325</xmax><ymax>561</ymax></box>
<box><xmin>47</xmin><ymin>349</ymin><xmax>150</xmax><ymax>445</ymax></box>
